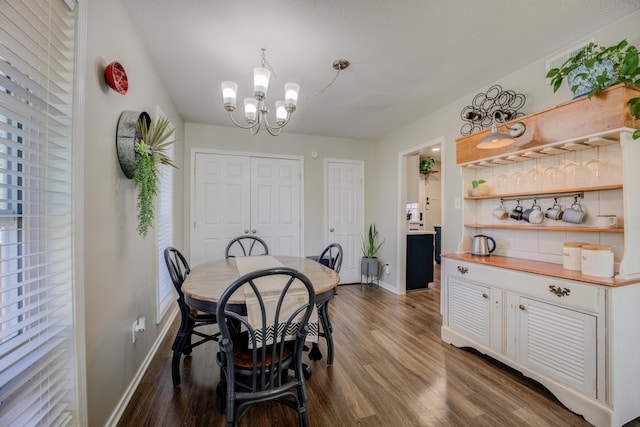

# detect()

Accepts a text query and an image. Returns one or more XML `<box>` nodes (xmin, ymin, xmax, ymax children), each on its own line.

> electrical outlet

<box><xmin>131</xmin><ymin>316</ymin><xmax>146</xmax><ymax>343</ymax></box>
<box><xmin>383</xmin><ymin>264</ymin><xmax>390</xmax><ymax>275</ymax></box>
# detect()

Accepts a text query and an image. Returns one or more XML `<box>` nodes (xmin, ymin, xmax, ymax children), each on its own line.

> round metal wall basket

<box><xmin>116</xmin><ymin>110</ymin><xmax>150</xmax><ymax>179</ymax></box>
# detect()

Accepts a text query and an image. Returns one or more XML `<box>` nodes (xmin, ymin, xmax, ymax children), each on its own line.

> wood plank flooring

<box><xmin>117</xmin><ymin>265</ymin><xmax>640</xmax><ymax>426</ymax></box>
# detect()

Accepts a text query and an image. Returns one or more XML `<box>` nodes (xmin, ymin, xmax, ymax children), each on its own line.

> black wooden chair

<box><xmin>316</xmin><ymin>242</ymin><xmax>343</xmax><ymax>273</ymax></box>
<box><xmin>164</xmin><ymin>247</ymin><xmax>220</xmax><ymax>387</ymax></box>
<box><xmin>216</xmin><ymin>267</ymin><xmax>315</xmax><ymax>427</ymax></box>
<box><xmin>309</xmin><ymin>243</ymin><xmax>342</xmax><ymax>365</ymax></box>
<box><xmin>224</xmin><ymin>235</ymin><xmax>269</xmax><ymax>258</ymax></box>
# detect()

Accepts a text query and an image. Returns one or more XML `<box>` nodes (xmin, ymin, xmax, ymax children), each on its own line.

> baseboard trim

<box><xmin>104</xmin><ymin>307</ymin><xmax>179</xmax><ymax>427</ymax></box>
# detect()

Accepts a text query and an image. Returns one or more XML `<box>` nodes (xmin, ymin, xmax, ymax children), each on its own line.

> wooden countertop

<box><xmin>442</xmin><ymin>253</ymin><xmax>640</xmax><ymax>287</ymax></box>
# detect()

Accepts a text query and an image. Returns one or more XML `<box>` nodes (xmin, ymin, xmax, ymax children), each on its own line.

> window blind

<box><xmin>157</xmin><ymin>145</ymin><xmax>174</xmax><ymax>324</ymax></box>
<box><xmin>0</xmin><ymin>0</ymin><xmax>77</xmax><ymax>426</ymax></box>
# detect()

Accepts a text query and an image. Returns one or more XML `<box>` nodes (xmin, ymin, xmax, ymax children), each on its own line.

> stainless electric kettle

<box><xmin>472</xmin><ymin>234</ymin><xmax>496</xmax><ymax>256</ymax></box>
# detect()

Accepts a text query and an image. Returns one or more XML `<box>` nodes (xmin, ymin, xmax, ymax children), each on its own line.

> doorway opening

<box><xmin>396</xmin><ymin>137</ymin><xmax>445</xmax><ymax>294</ymax></box>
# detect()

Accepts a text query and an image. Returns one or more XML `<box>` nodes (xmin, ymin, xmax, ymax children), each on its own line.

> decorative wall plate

<box><xmin>116</xmin><ymin>110</ymin><xmax>150</xmax><ymax>179</ymax></box>
<box><xmin>105</xmin><ymin>62</ymin><xmax>128</xmax><ymax>94</ymax></box>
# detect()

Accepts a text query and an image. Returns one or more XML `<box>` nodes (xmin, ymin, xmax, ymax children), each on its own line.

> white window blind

<box><xmin>0</xmin><ymin>0</ymin><xmax>77</xmax><ymax>426</ymax></box>
<box><xmin>157</xmin><ymin>144</ymin><xmax>174</xmax><ymax>324</ymax></box>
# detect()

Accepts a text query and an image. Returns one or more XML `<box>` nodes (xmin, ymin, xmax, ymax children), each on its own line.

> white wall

<box><xmin>82</xmin><ymin>0</ymin><xmax>185</xmax><ymax>424</ymax></box>
<box><xmin>373</xmin><ymin>11</ymin><xmax>640</xmax><ymax>293</ymax></box>
<box><xmin>184</xmin><ymin>123</ymin><xmax>376</xmax><ymax>258</ymax></box>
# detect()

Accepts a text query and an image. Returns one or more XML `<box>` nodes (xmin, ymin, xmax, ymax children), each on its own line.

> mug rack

<box><xmin>499</xmin><ymin>191</ymin><xmax>584</xmax><ymax>203</ymax></box>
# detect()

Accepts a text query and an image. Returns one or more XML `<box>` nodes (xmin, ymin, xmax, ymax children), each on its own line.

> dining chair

<box><xmin>164</xmin><ymin>247</ymin><xmax>220</xmax><ymax>387</ymax></box>
<box><xmin>310</xmin><ymin>243</ymin><xmax>342</xmax><ymax>365</ymax></box>
<box><xmin>224</xmin><ymin>235</ymin><xmax>269</xmax><ymax>258</ymax></box>
<box><xmin>316</xmin><ymin>242</ymin><xmax>343</xmax><ymax>273</ymax></box>
<box><xmin>216</xmin><ymin>267</ymin><xmax>315</xmax><ymax>427</ymax></box>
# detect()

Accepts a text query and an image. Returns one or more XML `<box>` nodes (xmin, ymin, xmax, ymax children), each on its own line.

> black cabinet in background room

<box><xmin>406</xmin><ymin>233</ymin><xmax>434</xmax><ymax>291</ymax></box>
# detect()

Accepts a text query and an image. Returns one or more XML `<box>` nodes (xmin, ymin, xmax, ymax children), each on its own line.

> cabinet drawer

<box><xmin>443</xmin><ymin>258</ymin><xmax>602</xmax><ymax>313</ymax></box>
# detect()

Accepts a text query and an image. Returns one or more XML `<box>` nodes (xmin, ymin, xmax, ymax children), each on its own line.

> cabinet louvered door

<box><xmin>517</xmin><ymin>297</ymin><xmax>597</xmax><ymax>397</ymax></box>
<box><xmin>448</xmin><ymin>278</ymin><xmax>491</xmax><ymax>347</ymax></box>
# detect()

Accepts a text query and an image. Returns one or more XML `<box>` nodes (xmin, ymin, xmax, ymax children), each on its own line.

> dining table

<box><xmin>182</xmin><ymin>255</ymin><xmax>340</xmax><ymax>368</ymax></box>
<box><xmin>182</xmin><ymin>255</ymin><xmax>339</xmax><ymax>314</ymax></box>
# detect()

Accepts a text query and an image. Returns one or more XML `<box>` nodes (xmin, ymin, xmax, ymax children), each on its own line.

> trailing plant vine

<box><xmin>134</xmin><ymin>116</ymin><xmax>176</xmax><ymax>237</ymax></box>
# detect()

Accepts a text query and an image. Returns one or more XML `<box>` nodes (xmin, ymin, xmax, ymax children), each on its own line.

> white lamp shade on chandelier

<box><xmin>220</xmin><ymin>49</ymin><xmax>300</xmax><ymax>136</ymax></box>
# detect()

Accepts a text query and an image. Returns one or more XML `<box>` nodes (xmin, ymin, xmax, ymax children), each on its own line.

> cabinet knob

<box><xmin>519</xmin><ymin>304</ymin><xmax>526</xmax><ymax>311</ymax></box>
<box><xmin>549</xmin><ymin>285</ymin><xmax>571</xmax><ymax>297</ymax></box>
<box><xmin>251</xmin><ymin>229</ymin><xmax>257</xmax><ymax>234</ymax></box>
<box><xmin>457</xmin><ymin>266</ymin><xmax>468</xmax><ymax>274</ymax></box>
<box><xmin>482</xmin><ymin>293</ymin><xmax>488</xmax><ymax>299</ymax></box>
<box><xmin>330</xmin><ymin>228</ymin><xmax>335</xmax><ymax>232</ymax></box>
<box><xmin>244</xmin><ymin>229</ymin><xmax>249</xmax><ymax>234</ymax></box>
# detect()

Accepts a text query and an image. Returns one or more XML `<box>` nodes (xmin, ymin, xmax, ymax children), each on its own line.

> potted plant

<box><xmin>471</xmin><ymin>179</ymin><xmax>488</xmax><ymax>196</ymax></box>
<box><xmin>361</xmin><ymin>224</ymin><xmax>384</xmax><ymax>282</ymax></box>
<box><xmin>134</xmin><ymin>116</ymin><xmax>177</xmax><ymax>237</ymax></box>
<box><xmin>420</xmin><ymin>157</ymin><xmax>435</xmax><ymax>173</ymax></box>
<box><xmin>546</xmin><ymin>39</ymin><xmax>640</xmax><ymax>138</ymax></box>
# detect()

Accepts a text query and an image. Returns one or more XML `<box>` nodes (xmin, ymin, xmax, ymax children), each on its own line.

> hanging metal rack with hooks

<box><xmin>499</xmin><ymin>191</ymin><xmax>584</xmax><ymax>204</ymax></box>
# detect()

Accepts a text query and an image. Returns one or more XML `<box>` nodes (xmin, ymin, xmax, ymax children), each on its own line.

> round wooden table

<box><xmin>183</xmin><ymin>255</ymin><xmax>339</xmax><ymax>314</ymax></box>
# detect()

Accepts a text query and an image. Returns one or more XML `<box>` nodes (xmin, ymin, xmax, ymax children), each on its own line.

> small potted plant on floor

<box><xmin>361</xmin><ymin>224</ymin><xmax>384</xmax><ymax>283</ymax></box>
<box><xmin>134</xmin><ymin>116</ymin><xmax>177</xmax><ymax>237</ymax></box>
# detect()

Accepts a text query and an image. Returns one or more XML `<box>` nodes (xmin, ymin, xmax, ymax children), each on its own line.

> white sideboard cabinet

<box><xmin>442</xmin><ymin>84</ymin><xmax>640</xmax><ymax>427</ymax></box>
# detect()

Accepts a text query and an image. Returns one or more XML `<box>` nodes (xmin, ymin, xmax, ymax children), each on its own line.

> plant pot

<box><xmin>568</xmin><ymin>59</ymin><xmax>614</xmax><ymax>98</ymax></box>
<box><xmin>472</xmin><ymin>184</ymin><xmax>489</xmax><ymax>196</ymax></box>
<box><xmin>361</xmin><ymin>257</ymin><xmax>379</xmax><ymax>279</ymax></box>
<box><xmin>116</xmin><ymin>110</ymin><xmax>150</xmax><ymax>179</ymax></box>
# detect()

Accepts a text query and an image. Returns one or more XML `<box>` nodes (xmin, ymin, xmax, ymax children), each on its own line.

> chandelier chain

<box><xmin>262</xmin><ymin>49</ymin><xmax>345</xmax><ymax>100</ymax></box>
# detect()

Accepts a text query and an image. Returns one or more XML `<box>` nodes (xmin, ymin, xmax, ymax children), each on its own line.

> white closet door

<box><xmin>192</xmin><ymin>153</ymin><xmax>251</xmax><ymax>266</ymax></box>
<box><xmin>191</xmin><ymin>153</ymin><xmax>302</xmax><ymax>265</ymax></box>
<box><xmin>251</xmin><ymin>157</ymin><xmax>301</xmax><ymax>256</ymax></box>
<box><xmin>326</xmin><ymin>160</ymin><xmax>364</xmax><ymax>284</ymax></box>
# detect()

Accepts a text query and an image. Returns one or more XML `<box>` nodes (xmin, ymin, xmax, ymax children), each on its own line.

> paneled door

<box><xmin>192</xmin><ymin>153</ymin><xmax>251</xmax><ymax>266</ymax></box>
<box><xmin>191</xmin><ymin>153</ymin><xmax>301</xmax><ymax>266</ymax></box>
<box><xmin>251</xmin><ymin>157</ymin><xmax>301</xmax><ymax>256</ymax></box>
<box><xmin>326</xmin><ymin>159</ymin><xmax>364</xmax><ymax>284</ymax></box>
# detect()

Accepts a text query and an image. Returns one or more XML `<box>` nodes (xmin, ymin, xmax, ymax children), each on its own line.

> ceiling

<box><xmin>123</xmin><ymin>0</ymin><xmax>640</xmax><ymax>141</ymax></box>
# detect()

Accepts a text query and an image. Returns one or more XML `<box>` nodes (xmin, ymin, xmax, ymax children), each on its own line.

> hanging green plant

<box><xmin>545</xmin><ymin>39</ymin><xmax>640</xmax><ymax>139</ymax></box>
<box><xmin>134</xmin><ymin>116</ymin><xmax>176</xmax><ymax>237</ymax></box>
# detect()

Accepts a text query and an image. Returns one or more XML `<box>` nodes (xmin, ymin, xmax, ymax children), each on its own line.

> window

<box><xmin>156</xmin><ymin>142</ymin><xmax>174</xmax><ymax>324</ymax></box>
<box><xmin>0</xmin><ymin>0</ymin><xmax>77</xmax><ymax>425</ymax></box>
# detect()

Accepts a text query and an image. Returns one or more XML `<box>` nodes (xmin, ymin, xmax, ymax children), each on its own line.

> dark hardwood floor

<box><xmin>117</xmin><ymin>264</ymin><xmax>640</xmax><ymax>426</ymax></box>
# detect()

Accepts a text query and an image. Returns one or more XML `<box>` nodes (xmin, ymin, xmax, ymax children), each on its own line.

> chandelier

<box><xmin>221</xmin><ymin>49</ymin><xmax>300</xmax><ymax>136</ymax></box>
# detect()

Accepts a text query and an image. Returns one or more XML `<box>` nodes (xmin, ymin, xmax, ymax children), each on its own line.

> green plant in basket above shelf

<box><xmin>545</xmin><ymin>39</ymin><xmax>640</xmax><ymax>139</ymax></box>
<box><xmin>471</xmin><ymin>179</ymin><xmax>488</xmax><ymax>196</ymax></box>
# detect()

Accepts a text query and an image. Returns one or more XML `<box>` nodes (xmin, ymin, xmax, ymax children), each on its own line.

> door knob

<box><xmin>330</xmin><ymin>228</ymin><xmax>334</xmax><ymax>232</ymax></box>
